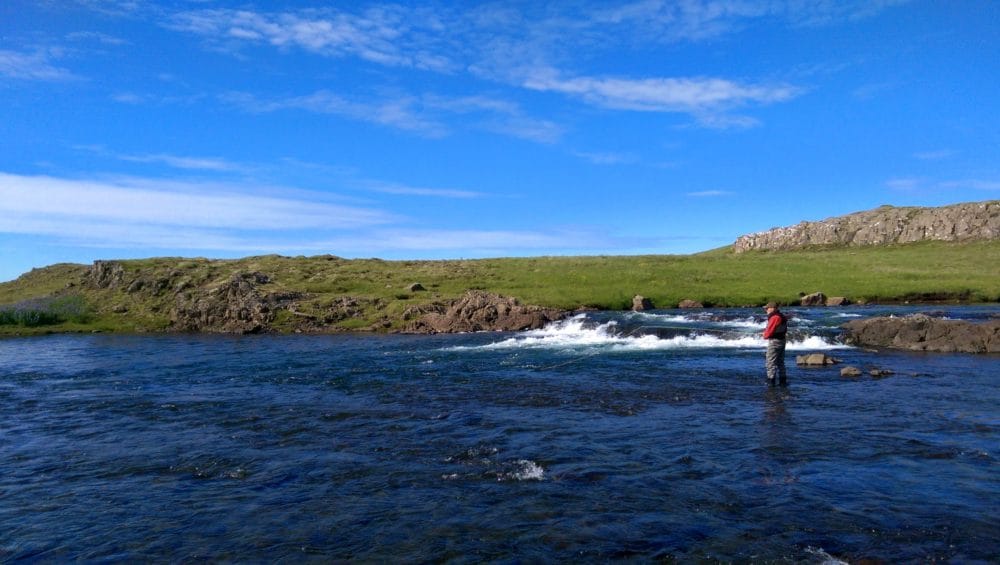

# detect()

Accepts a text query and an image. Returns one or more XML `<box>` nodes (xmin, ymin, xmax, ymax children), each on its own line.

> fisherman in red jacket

<box><xmin>763</xmin><ymin>302</ymin><xmax>788</xmax><ymax>386</ymax></box>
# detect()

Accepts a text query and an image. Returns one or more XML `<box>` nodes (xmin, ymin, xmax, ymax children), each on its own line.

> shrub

<box><xmin>0</xmin><ymin>295</ymin><xmax>91</xmax><ymax>327</ymax></box>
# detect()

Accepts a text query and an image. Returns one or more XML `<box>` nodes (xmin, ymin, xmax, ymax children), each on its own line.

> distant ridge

<box><xmin>733</xmin><ymin>200</ymin><xmax>1000</xmax><ymax>253</ymax></box>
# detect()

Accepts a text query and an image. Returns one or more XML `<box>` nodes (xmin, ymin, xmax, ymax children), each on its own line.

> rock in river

<box><xmin>842</xmin><ymin>314</ymin><xmax>1000</xmax><ymax>353</ymax></box>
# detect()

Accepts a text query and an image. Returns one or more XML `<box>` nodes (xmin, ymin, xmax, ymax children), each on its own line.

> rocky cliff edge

<box><xmin>733</xmin><ymin>200</ymin><xmax>999</xmax><ymax>253</ymax></box>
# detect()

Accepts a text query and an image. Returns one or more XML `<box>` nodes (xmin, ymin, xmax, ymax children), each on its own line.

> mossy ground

<box><xmin>2</xmin><ymin>241</ymin><xmax>998</xmax><ymax>334</ymax></box>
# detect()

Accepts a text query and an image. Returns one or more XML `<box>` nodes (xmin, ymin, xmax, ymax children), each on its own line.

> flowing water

<box><xmin>1</xmin><ymin>306</ymin><xmax>998</xmax><ymax>562</ymax></box>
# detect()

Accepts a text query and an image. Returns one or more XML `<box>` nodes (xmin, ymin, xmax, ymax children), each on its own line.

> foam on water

<box><xmin>447</xmin><ymin>314</ymin><xmax>850</xmax><ymax>353</ymax></box>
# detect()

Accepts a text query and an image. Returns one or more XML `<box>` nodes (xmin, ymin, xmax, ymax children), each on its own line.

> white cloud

<box><xmin>0</xmin><ymin>172</ymin><xmax>612</xmax><ymax>257</ymax></box>
<box><xmin>886</xmin><ymin>177</ymin><xmax>999</xmax><ymax>192</ymax></box>
<box><xmin>574</xmin><ymin>151</ymin><xmax>639</xmax><ymax>165</ymax></box>
<box><xmin>167</xmin><ymin>7</ymin><xmax>455</xmax><ymax>72</ymax></box>
<box><xmin>66</xmin><ymin>31</ymin><xmax>128</xmax><ymax>45</ymax></box>
<box><xmin>312</xmin><ymin>228</ymin><xmax>609</xmax><ymax>254</ymax></box>
<box><xmin>75</xmin><ymin>146</ymin><xmax>247</xmax><ymax>172</ymax></box>
<box><xmin>687</xmin><ymin>190</ymin><xmax>735</xmax><ymax>197</ymax></box>
<box><xmin>363</xmin><ymin>182</ymin><xmax>484</xmax><ymax>199</ymax></box>
<box><xmin>0</xmin><ymin>173</ymin><xmax>393</xmax><ymax>243</ymax></box>
<box><xmin>222</xmin><ymin>90</ymin><xmax>449</xmax><ymax>137</ymax></box>
<box><xmin>0</xmin><ymin>49</ymin><xmax>77</xmax><ymax>81</ymax></box>
<box><xmin>939</xmin><ymin>179</ymin><xmax>1000</xmax><ymax>191</ymax></box>
<box><xmin>519</xmin><ymin>67</ymin><xmax>800</xmax><ymax>117</ymax></box>
<box><xmin>885</xmin><ymin>177</ymin><xmax>923</xmax><ymax>190</ymax></box>
<box><xmin>914</xmin><ymin>149</ymin><xmax>956</xmax><ymax>161</ymax></box>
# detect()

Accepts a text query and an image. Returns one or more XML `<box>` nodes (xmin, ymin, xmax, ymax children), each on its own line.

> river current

<box><xmin>1</xmin><ymin>305</ymin><xmax>998</xmax><ymax>562</ymax></box>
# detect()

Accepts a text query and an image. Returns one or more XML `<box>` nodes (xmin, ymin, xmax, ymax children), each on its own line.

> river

<box><xmin>1</xmin><ymin>305</ymin><xmax>997</xmax><ymax>562</ymax></box>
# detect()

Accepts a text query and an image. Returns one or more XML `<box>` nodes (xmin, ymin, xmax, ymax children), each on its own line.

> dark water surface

<box><xmin>2</xmin><ymin>306</ymin><xmax>998</xmax><ymax>562</ymax></box>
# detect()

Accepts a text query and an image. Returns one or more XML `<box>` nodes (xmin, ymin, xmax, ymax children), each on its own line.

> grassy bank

<box><xmin>1</xmin><ymin>240</ymin><xmax>998</xmax><ymax>334</ymax></box>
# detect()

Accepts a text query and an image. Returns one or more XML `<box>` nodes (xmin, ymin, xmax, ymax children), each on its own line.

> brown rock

<box><xmin>842</xmin><ymin>314</ymin><xmax>1000</xmax><ymax>353</ymax></box>
<box><xmin>800</xmin><ymin>292</ymin><xmax>827</xmax><ymax>306</ymax></box>
<box><xmin>632</xmin><ymin>295</ymin><xmax>653</xmax><ymax>311</ymax></box>
<box><xmin>841</xmin><ymin>366</ymin><xmax>862</xmax><ymax>377</ymax></box>
<box><xmin>796</xmin><ymin>353</ymin><xmax>840</xmax><ymax>366</ymax></box>
<box><xmin>405</xmin><ymin>290</ymin><xmax>567</xmax><ymax>333</ymax></box>
<box><xmin>170</xmin><ymin>271</ymin><xmax>297</xmax><ymax>334</ymax></box>
<box><xmin>826</xmin><ymin>296</ymin><xmax>851</xmax><ymax>306</ymax></box>
<box><xmin>678</xmin><ymin>299</ymin><xmax>704</xmax><ymax>308</ymax></box>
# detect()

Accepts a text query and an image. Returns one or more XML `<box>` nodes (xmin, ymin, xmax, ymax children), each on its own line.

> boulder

<box><xmin>677</xmin><ymin>299</ymin><xmax>704</xmax><ymax>309</ymax></box>
<box><xmin>796</xmin><ymin>353</ymin><xmax>840</xmax><ymax>366</ymax></box>
<box><xmin>800</xmin><ymin>292</ymin><xmax>827</xmax><ymax>306</ymax></box>
<box><xmin>407</xmin><ymin>283</ymin><xmax>426</xmax><ymax>292</ymax></box>
<box><xmin>632</xmin><ymin>295</ymin><xmax>653</xmax><ymax>311</ymax></box>
<box><xmin>405</xmin><ymin>290</ymin><xmax>567</xmax><ymax>334</ymax></box>
<box><xmin>869</xmin><ymin>368</ymin><xmax>894</xmax><ymax>378</ymax></box>
<box><xmin>826</xmin><ymin>296</ymin><xmax>851</xmax><ymax>306</ymax></box>
<box><xmin>842</xmin><ymin>314</ymin><xmax>1000</xmax><ymax>353</ymax></box>
<box><xmin>841</xmin><ymin>366</ymin><xmax>862</xmax><ymax>377</ymax></box>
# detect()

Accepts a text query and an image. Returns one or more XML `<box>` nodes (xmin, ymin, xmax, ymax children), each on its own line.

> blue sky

<box><xmin>1</xmin><ymin>1</ymin><xmax>998</xmax><ymax>282</ymax></box>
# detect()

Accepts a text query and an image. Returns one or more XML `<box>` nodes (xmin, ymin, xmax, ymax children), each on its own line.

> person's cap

<box><xmin>764</xmin><ymin>302</ymin><xmax>778</xmax><ymax>309</ymax></box>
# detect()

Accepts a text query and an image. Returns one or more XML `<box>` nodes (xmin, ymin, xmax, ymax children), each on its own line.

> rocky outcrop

<box><xmin>404</xmin><ymin>290</ymin><xmax>567</xmax><ymax>334</ymax></box>
<box><xmin>632</xmin><ymin>295</ymin><xmax>653</xmax><ymax>311</ymax></box>
<box><xmin>733</xmin><ymin>200</ymin><xmax>1000</xmax><ymax>252</ymax></box>
<box><xmin>842</xmin><ymin>314</ymin><xmax>1000</xmax><ymax>353</ymax></box>
<box><xmin>170</xmin><ymin>271</ymin><xmax>300</xmax><ymax>334</ymax></box>
<box><xmin>86</xmin><ymin>260</ymin><xmax>127</xmax><ymax>289</ymax></box>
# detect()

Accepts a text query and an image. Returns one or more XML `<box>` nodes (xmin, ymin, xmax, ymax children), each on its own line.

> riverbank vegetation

<box><xmin>1</xmin><ymin>240</ymin><xmax>998</xmax><ymax>334</ymax></box>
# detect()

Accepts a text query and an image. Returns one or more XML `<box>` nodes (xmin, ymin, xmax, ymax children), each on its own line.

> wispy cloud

<box><xmin>687</xmin><ymin>190</ymin><xmax>735</xmax><ymax>197</ymax></box>
<box><xmin>573</xmin><ymin>151</ymin><xmax>639</xmax><ymax>165</ymax></box>
<box><xmin>75</xmin><ymin>145</ymin><xmax>247</xmax><ymax>172</ymax></box>
<box><xmin>886</xmin><ymin>177</ymin><xmax>1000</xmax><ymax>192</ymax></box>
<box><xmin>885</xmin><ymin>177</ymin><xmax>924</xmax><ymax>190</ymax></box>
<box><xmin>163</xmin><ymin>3</ymin><xmax>829</xmax><ymax>130</ymax></box>
<box><xmin>222</xmin><ymin>90</ymin><xmax>449</xmax><ymax>137</ymax></box>
<box><xmin>0</xmin><ymin>173</ymin><xmax>394</xmax><ymax>251</ymax></box>
<box><xmin>166</xmin><ymin>7</ymin><xmax>455</xmax><ymax>72</ymax></box>
<box><xmin>0</xmin><ymin>49</ymin><xmax>78</xmax><ymax>81</ymax></box>
<box><xmin>518</xmin><ymin>67</ymin><xmax>800</xmax><ymax>125</ymax></box>
<box><xmin>362</xmin><ymin>181</ymin><xmax>484</xmax><ymax>199</ymax></box>
<box><xmin>221</xmin><ymin>89</ymin><xmax>562</xmax><ymax>142</ymax></box>
<box><xmin>0</xmin><ymin>172</ymin><xmax>609</xmax><ymax>256</ymax></box>
<box><xmin>66</xmin><ymin>31</ymin><xmax>128</xmax><ymax>45</ymax></box>
<box><xmin>914</xmin><ymin>149</ymin><xmax>956</xmax><ymax>161</ymax></box>
<box><xmin>939</xmin><ymin>179</ymin><xmax>1000</xmax><ymax>191</ymax></box>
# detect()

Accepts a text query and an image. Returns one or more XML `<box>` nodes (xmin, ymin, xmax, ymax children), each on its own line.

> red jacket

<box><xmin>763</xmin><ymin>311</ymin><xmax>788</xmax><ymax>340</ymax></box>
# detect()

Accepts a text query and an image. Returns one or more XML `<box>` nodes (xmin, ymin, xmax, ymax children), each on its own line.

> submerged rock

<box><xmin>841</xmin><ymin>366</ymin><xmax>862</xmax><ymax>377</ymax></box>
<box><xmin>842</xmin><ymin>314</ymin><xmax>1000</xmax><ymax>353</ymax></box>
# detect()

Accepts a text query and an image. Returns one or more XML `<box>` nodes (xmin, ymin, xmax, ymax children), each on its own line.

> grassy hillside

<box><xmin>1</xmin><ymin>240</ymin><xmax>999</xmax><ymax>334</ymax></box>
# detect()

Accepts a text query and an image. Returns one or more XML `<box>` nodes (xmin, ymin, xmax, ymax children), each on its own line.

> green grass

<box><xmin>1</xmin><ymin>241</ymin><xmax>998</xmax><ymax>334</ymax></box>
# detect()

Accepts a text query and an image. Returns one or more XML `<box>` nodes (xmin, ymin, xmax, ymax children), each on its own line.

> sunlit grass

<box><xmin>1</xmin><ymin>240</ymin><xmax>998</xmax><ymax>334</ymax></box>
